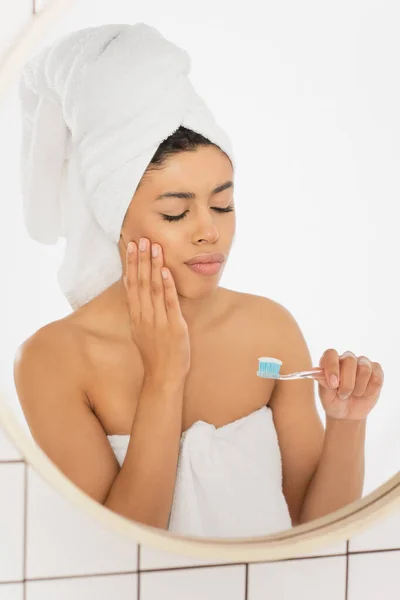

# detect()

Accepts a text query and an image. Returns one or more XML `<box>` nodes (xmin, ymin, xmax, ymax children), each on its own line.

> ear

<box><xmin>117</xmin><ymin>234</ymin><xmax>125</xmax><ymax>263</ymax></box>
<box><xmin>119</xmin><ymin>232</ymin><xmax>127</xmax><ymax>247</ymax></box>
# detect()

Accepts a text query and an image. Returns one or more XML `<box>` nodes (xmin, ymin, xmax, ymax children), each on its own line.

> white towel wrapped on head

<box><xmin>19</xmin><ymin>23</ymin><xmax>235</xmax><ymax>310</ymax></box>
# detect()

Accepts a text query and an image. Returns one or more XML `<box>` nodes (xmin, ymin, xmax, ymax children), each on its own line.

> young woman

<box><xmin>14</xmin><ymin>26</ymin><xmax>383</xmax><ymax>539</ymax></box>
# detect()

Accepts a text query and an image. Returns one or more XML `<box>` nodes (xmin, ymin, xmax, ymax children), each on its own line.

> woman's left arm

<box><xmin>266</xmin><ymin>301</ymin><xmax>384</xmax><ymax>526</ymax></box>
<box><xmin>299</xmin><ymin>416</ymin><xmax>366</xmax><ymax>523</ymax></box>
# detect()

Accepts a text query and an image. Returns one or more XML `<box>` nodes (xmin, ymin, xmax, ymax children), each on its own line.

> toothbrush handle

<box><xmin>279</xmin><ymin>368</ymin><xmax>325</xmax><ymax>381</ymax></box>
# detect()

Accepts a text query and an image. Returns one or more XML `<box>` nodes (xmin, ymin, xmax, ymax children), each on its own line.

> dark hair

<box><xmin>138</xmin><ymin>126</ymin><xmax>229</xmax><ymax>187</ymax></box>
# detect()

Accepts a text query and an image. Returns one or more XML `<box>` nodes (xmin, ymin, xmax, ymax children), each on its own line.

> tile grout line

<box><xmin>19</xmin><ymin>570</ymin><xmax>139</xmax><ymax>583</ymax></box>
<box><xmin>1</xmin><ymin>546</ymin><xmax>400</xmax><ymax>587</ymax></box>
<box><xmin>137</xmin><ymin>545</ymin><xmax>141</xmax><ymax>600</ymax></box>
<box><xmin>345</xmin><ymin>540</ymin><xmax>349</xmax><ymax>600</ymax></box>
<box><xmin>7</xmin><ymin>547</ymin><xmax>399</xmax><ymax>583</ymax></box>
<box><xmin>23</xmin><ymin>462</ymin><xmax>28</xmax><ymax>600</ymax></box>
<box><xmin>139</xmin><ymin>562</ymin><xmax>246</xmax><ymax>574</ymax></box>
<box><xmin>348</xmin><ymin>547</ymin><xmax>400</xmax><ymax>556</ymax></box>
<box><xmin>1</xmin><ymin>548</ymin><xmax>399</xmax><ymax>586</ymax></box>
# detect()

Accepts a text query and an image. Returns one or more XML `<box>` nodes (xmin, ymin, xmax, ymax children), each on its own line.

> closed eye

<box><xmin>161</xmin><ymin>205</ymin><xmax>234</xmax><ymax>222</ymax></box>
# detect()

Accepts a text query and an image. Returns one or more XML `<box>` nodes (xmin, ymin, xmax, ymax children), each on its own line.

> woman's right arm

<box><xmin>104</xmin><ymin>374</ymin><xmax>185</xmax><ymax>527</ymax></box>
<box><xmin>15</xmin><ymin>237</ymin><xmax>191</xmax><ymax>529</ymax></box>
<box><xmin>14</xmin><ymin>324</ymin><xmax>186</xmax><ymax>530</ymax></box>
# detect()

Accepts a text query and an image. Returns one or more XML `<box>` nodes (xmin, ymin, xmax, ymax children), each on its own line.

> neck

<box><xmin>177</xmin><ymin>286</ymin><xmax>222</xmax><ymax>332</ymax></box>
<box><xmin>107</xmin><ymin>278</ymin><xmax>225</xmax><ymax>338</ymax></box>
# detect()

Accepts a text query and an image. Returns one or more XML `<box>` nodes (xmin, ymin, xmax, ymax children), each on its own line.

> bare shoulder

<box><xmin>249</xmin><ymin>291</ymin><xmax>294</xmax><ymax>319</ymax></box>
<box><xmin>224</xmin><ymin>288</ymin><xmax>311</xmax><ymax>371</ymax></box>
<box><xmin>223</xmin><ymin>287</ymin><xmax>296</xmax><ymax>333</ymax></box>
<box><xmin>15</xmin><ymin>317</ymin><xmax>80</xmax><ymax>361</ymax></box>
<box><xmin>13</xmin><ymin>317</ymin><xmax>122</xmax><ymax>504</ymax></box>
<box><xmin>246</xmin><ymin>292</ymin><xmax>310</xmax><ymax>358</ymax></box>
<box><xmin>13</xmin><ymin>317</ymin><xmax>89</xmax><ymax>397</ymax></box>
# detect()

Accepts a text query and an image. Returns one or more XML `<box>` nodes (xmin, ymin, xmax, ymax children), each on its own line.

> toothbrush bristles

<box><xmin>257</xmin><ymin>357</ymin><xmax>282</xmax><ymax>379</ymax></box>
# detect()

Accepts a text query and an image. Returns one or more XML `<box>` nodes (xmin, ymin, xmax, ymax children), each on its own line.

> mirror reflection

<box><xmin>2</xmin><ymin>8</ymin><xmax>398</xmax><ymax>540</ymax></box>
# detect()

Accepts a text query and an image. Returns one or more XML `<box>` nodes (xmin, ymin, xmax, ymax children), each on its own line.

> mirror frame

<box><xmin>0</xmin><ymin>0</ymin><xmax>398</xmax><ymax>563</ymax></box>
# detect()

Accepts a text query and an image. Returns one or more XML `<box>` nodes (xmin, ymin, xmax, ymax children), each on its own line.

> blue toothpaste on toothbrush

<box><xmin>257</xmin><ymin>357</ymin><xmax>283</xmax><ymax>379</ymax></box>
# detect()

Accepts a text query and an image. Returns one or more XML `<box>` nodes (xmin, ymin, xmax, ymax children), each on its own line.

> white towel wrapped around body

<box><xmin>19</xmin><ymin>23</ymin><xmax>235</xmax><ymax>310</ymax></box>
<box><xmin>108</xmin><ymin>406</ymin><xmax>293</xmax><ymax>538</ymax></box>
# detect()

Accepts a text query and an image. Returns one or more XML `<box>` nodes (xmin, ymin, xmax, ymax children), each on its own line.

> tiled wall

<box><xmin>0</xmin><ymin>426</ymin><xmax>399</xmax><ymax>600</ymax></box>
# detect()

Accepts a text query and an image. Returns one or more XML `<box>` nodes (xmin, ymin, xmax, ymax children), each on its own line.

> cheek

<box><xmin>222</xmin><ymin>216</ymin><xmax>236</xmax><ymax>239</ymax></box>
<box><xmin>130</xmin><ymin>223</ymin><xmax>182</xmax><ymax>263</ymax></box>
<box><xmin>156</xmin><ymin>230</ymin><xmax>183</xmax><ymax>263</ymax></box>
<box><xmin>122</xmin><ymin>216</ymin><xmax>156</xmax><ymax>244</ymax></box>
<box><xmin>121</xmin><ymin>213</ymin><xmax>141</xmax><ymax>240</ymax></box>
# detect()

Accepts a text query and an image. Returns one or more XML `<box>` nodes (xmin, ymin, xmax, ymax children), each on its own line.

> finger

<box><xmin>362</xmin><ymin>362</ymin><xmax>384</xmax><ymax>399</ymax></box>
<box><xmin>161</xmin><ymin>267</ymin><xmax>185</xmax><ymax>326</ymax></box>
<box><xmin>138</xmin><ymin>237</ymin><xmax>153</xmax><ymax>322</ymax></box>
<box><xmin>319</xmin><ymin>348</ymin><xmax>340</xmax><ymax>389</ymax></box>
<box><xmin>352</xmin><ymin>356</ymin><xmax>373</xmax><ymax>397</ymax></box>
<box><xmin>124</xmin><ymin>240</ymin><xmax>140</xmax><ymax>322</ymax></box>
<box><xmin>150</xmin><ymin>243</ymin><xmax>168</xmax><ymax>327</ymax></box>
<box><xmin>337</xmin><ymin>351</ymin><xmax>358</xmax><ymax>399</ymax></box>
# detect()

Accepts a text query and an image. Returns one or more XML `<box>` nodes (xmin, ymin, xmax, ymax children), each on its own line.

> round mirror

<box><xmin>1</xmin><ymin>0</ymin><xmax>398</xmax><ymax>562</ymax></box>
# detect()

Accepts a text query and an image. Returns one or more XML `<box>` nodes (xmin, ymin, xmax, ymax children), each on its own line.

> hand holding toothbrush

<box><xmin>257</xmin><ymin>350</ymin><xmax>384</xmax><ymax>421</ymax></box>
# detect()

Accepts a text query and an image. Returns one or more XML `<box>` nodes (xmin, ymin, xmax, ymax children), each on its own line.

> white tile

<box><xmin>26</xmin><ymin>573</ymin><xmax>137</xmax><ymax>600</ymax></box>
<box><xmin>348</xmin><ymin>551</ymin><xmax>400</xmax><ymax>600</ymax></box>
<box><xmin>290</xmin><ymin>540</ymin><xmax>347</xmax><ymax>558</ymax></box>
<box><xmin>0</xmin><ymin>0</ymin><xmax>32</xmax><ymax>57</ymax></box>
<box><xmin>0</xmin><ymin>428</ymin><xmax>22</xmax><ymax>462</ymax></box>
<box><xmin>140</xmin><ymin>565</ymin><xmax>246</xmax><ymax>600</ymax></box>
<box><xmin>0</xmin><ymin>583</ymin><xmax>24</xmax><ymax>600</ymax></box>
<box><xmin>0</xmin><ymin>464</ymin><xmax>25</xmax><ymax>583</ymax></box>
<box><xmin>349</xmin><ymin>509</ymin><xmax>400</xmax><ymax>552</ymax></box>
<box><xmin>26</xmin><ymin>467</ymin><xmax>137</xmax><ymax>578</ymax></box>
<box><xmin>140</xmin><ymin>544</ymin><xmax>235</xmax><ymax>570</ymax></box>
<box><xmin>305</xmin><ymin>540</ymin><xmax>347</xmax><ymax>557</ymax></box>
<box><xmin>249</xmin><ymin>556</ymin><xmax>347</xmax><ymax>600</ymax></box>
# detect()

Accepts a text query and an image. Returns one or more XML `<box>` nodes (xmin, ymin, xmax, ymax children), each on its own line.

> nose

<box><xmin>191</xmin><ymin>207</ymin><xmax>220</xmax><ymax>244</ymax></box>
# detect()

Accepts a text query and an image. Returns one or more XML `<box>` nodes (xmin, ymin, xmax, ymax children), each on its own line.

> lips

<box><xmin>185</xmin><ymin>252</ymin><xmax>225</xmax><ymax>265</ymax></box>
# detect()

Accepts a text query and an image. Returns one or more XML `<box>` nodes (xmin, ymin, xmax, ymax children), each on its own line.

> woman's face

<box><xmin>119</xmin><ymin>145</ymin><xmax>236</xmax><ymax>299</ymax></box>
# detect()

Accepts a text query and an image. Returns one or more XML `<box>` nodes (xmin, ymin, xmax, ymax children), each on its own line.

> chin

<box><xmin>175</xmin><ymin>275</ymin><xmax>221</xmax><ymax>299</ymax></box>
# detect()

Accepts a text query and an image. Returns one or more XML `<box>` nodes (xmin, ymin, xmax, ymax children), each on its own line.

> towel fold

<box><xmin>168</xmin><ymin>406</ymin><xmax>292</xmax><ymax>538</ymax></box>
<box><xmin>19</xmin><ymin>23</ymin><xmax>235</xmax><ymax>310</ymax></box>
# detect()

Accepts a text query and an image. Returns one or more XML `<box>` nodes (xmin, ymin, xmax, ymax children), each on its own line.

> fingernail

<box><xmin>330</xmin><ymin>374</ymin><xmax>338</xmax><ymax>388</ymax></box>
<box><xmin>127</xmin><ymin>242</ymin><xmax>134</xmax><ymax>253</ymax></box>
<box><xmin>359</xmin><ymin>357</ymin><xmax>370</xmax><ymax>365</ymax></box>
<box><xmin>338</xmin><ymin>392</ymin><xmax>349</xmax><ymax>400</ymax></box>
<box><xmin>139</xmin><ymin>238</ymin><xmax>147</xmax><ymax>251</ymax></box>
<box><xmin>152</xmin><ymin>244</ymin><xmax>159</xmax><ymax>258</ymax></box>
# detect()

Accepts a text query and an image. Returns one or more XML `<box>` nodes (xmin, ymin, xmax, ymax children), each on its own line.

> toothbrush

<box><xmin>257</xmin><ymin>357</ymin><xmax>324</xmax><ymax>381</ymax></box>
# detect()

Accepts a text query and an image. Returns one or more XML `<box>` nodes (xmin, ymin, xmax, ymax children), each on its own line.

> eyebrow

<box><xmin>154</xmin><ymin>180</ymin><xmax>234</xmax><ymax>201</ymax></box>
